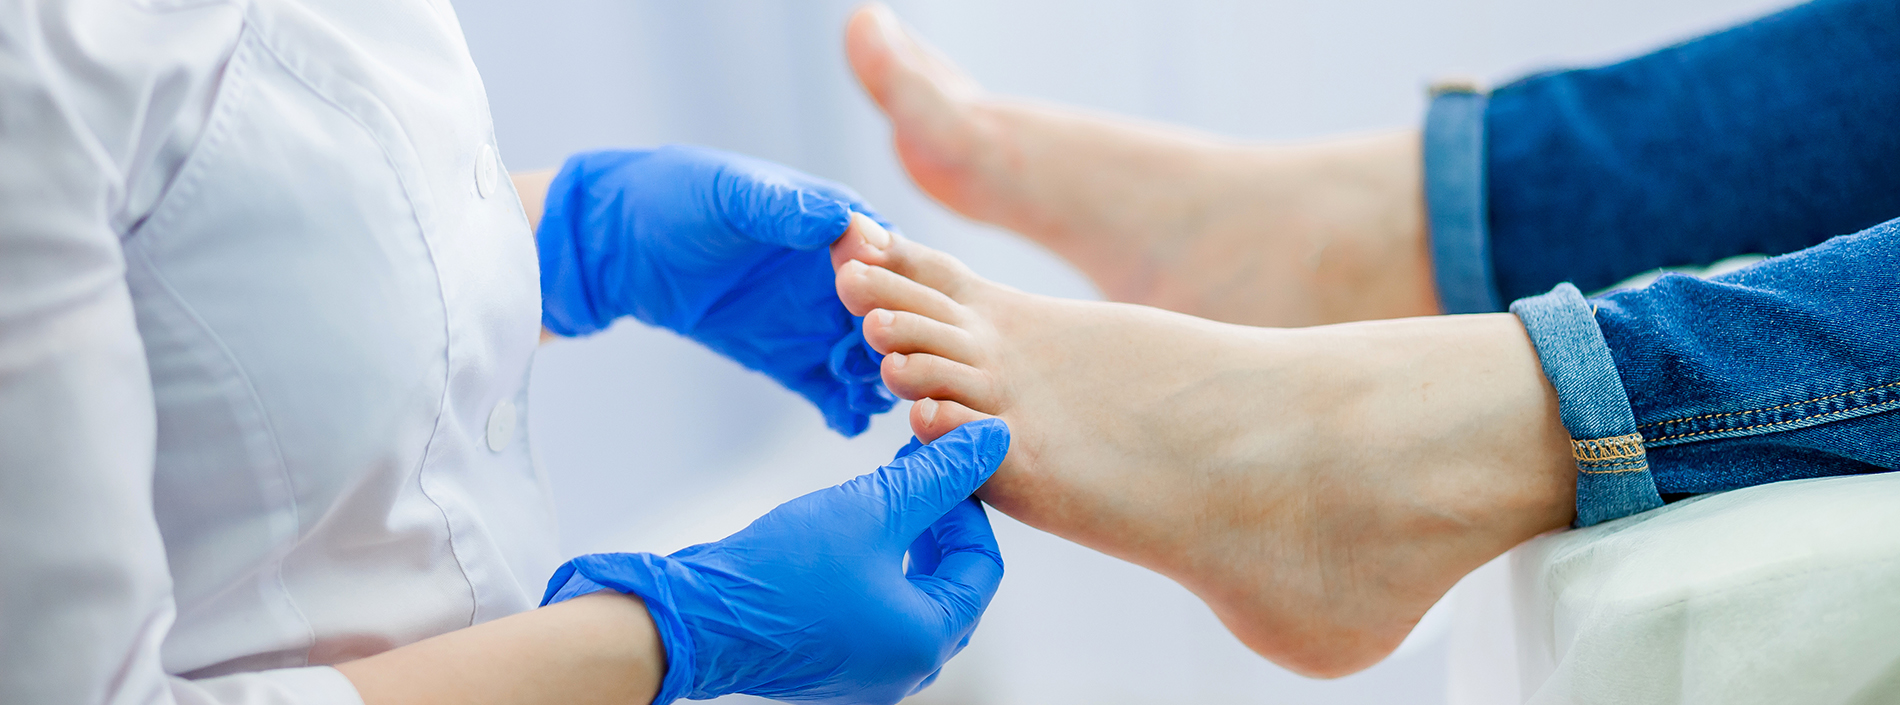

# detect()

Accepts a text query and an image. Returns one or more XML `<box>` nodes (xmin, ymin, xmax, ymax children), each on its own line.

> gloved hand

<box><xmin>537</xmin><ymin>145</ymin><xmax>895</xmax><ymax>436</ymax></box>
<box><xmin>541</xmin><ymin>419</ymin><xmax>1010</xmax><ymax>705</ymax></box>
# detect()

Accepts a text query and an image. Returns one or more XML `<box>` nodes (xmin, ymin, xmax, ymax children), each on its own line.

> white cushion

<box><xmin>1448</xmin><ymin>472</ymin><xmax>1900</xmax><ymax>704</ymax></box>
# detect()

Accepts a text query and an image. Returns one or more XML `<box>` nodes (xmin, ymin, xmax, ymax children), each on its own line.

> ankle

<box><xmin>1227</xmin><ymin>132</ymin><xmax>1436</xmax><ymax>325</ymax></box>
<box><xmin>1308</xmin><ymin>314</ymin><xmax>1575</xmax><ymax>556</ymax></box>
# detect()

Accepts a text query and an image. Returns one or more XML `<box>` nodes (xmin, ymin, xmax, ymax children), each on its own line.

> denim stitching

<box><xmin>1647</xmin><ymin>402</ymin><xmax>1900</xmax><ymax>443</ymax></box>
<box><xmin>1637</xmin><ymin>380</ymin><xmax>1900</xmax><ymax>430</ymax></box>
<box><xmin>1573</xmin><ymin>433</ymin><xmax>1646</xmax><ymax>460</ymax></box>
<box><xmin>1573</xmin><ymin>433</ymin><xmax>1649</xmax><ymax>474</ymax></box>
<box><xmin>1578</xmin><ymin>462</ymin><xmax>1651</xmax><ymax>475</ymax></box>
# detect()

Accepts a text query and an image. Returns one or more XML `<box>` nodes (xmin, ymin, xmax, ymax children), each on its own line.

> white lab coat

<box><xmin>0</xmin><ymin>0</ymin><xmax>557</xmax><ymax>702</ymax></box>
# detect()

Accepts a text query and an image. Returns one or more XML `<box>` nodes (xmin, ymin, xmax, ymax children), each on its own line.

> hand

<box><xmin>541</xmin><ymin>419</ymin><xmax>1011</xmax><ymax>705</ymax></box>
<box><xmin>537</xmin><ymin>145</ymin><xmax>896</xmax><ymax>435</ymax></box>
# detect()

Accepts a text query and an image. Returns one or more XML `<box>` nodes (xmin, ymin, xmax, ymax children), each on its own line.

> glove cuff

<box><xmin>544</xmin><ymin>554</ymin><xmax>701</xmax><ymax>705</ymax></box>
<box><xmin>538</xmin><ymin>153</ymin><xmax>623</xmax><ymax>337</ymax></box>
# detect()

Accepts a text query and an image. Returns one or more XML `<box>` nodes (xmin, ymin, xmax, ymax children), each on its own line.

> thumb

<box><xmin>718</xmin><ymin>172</ymin><xmax>854</xmax><ymax>250</ymax></box>
<box><xmin>863</xmin><ymin>418</ymin><xmax>1010</xmax><ymax>540</ymax></box>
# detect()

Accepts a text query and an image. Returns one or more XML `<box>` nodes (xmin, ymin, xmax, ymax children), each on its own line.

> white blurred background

<box><xmin>453</xmin><ymin>1</ymin><xmax>1793</xmax><ymax>703</ymax></box>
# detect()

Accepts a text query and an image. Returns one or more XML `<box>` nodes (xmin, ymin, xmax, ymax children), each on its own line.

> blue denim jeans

<box><xmin>1423</xmin><ymin>0</ymin><xmax>1900</xmax><ymax>526</ymax></box>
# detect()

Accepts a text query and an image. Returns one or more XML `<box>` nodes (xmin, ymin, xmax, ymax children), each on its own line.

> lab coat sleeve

<box><xmin>0</xmin><ymin>9</ymin><xmax>361</xmax><ymax>705</ymax></box>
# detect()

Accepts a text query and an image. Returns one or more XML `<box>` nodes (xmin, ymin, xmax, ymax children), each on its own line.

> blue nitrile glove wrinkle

<box><xmin>542</xmin><ymin>419</ymin><xmax>1011</xmax><ymax>705</ymax></box>
<box><xmin>538</xmin><ymin>146</ymin><xmax>897</xmax><ymax>435</ymax></box>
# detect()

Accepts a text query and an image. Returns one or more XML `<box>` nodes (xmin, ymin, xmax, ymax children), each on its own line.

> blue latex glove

<box><xmin>537</xmin><ymin>145</ymin><xmax>896</xmax><ymax>436</ymax></box>
<box><xmin>542</xmin><ymin>419</ymin><xmax>1010</xmax><ymax>705</ymax></box>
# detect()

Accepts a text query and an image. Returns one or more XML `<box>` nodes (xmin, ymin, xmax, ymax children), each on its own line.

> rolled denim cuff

<box><xmin>1510</xmin><ymin>283</ymin><xmax>1665</xmax><ymax>526</ymax></box>
<box><xmin>1424</xmin><ymin>85</ymin><xmax>1504</xmax><ymax>314</ymax></box>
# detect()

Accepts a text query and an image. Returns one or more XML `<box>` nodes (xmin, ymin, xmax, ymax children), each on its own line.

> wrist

<box><xmin>564</xmin><ymin>592</ymin><xmax>669</xmax><ymax>705</ymax></box>
<box><xmin>535</xmin><ymin>154</ymin><xmax>604</xmax><ymax>338</ymax></box>
<box><xmin>545</xmin><ymin>554</ymin><xmax>705</xmax><ymax>705</ymax></box>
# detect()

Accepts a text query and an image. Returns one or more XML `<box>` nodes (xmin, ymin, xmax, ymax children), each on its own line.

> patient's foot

<box><xmin>844</xmin><ymin>4</ymin><xmax>1437</xmax><ymax>327</ymax></box>
<box><xmin>832</xmin><ymin>215</ymin><xmax>1575</xmax><ymax>677</ymax></box>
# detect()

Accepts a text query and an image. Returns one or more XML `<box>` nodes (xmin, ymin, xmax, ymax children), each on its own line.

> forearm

<box><xmin>1474</xmin><ymin>0</ymin><xmax>1900</xmax><ymax>302</ymax></box>
<box><xmin>514</xmin><ymin>169</ymin><xmax>556</xmax><ymax>232</ymax></box>
<box><xmin>335</xmin><ymin>591</ymin><xmax>663</xmax><ymax>705</ymax></box>
<box><xmin>512</xmin><ymin>168</ymin><xmax>558</xmax><ymax>343</ymax></box>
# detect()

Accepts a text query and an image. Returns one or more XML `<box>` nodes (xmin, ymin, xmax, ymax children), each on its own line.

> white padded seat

<box><xmin>1449</xmin><ymin>472</ymin><xmax>1900</xmax><ymax>705</ymax></box>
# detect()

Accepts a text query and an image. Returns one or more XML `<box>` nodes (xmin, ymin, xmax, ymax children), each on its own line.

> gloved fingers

<box><xmin>799</xmin><ymin>178</ymin><xmax>898</xmax><ymax>234</ymax></box>
<box><xmin>891</xmin><ymin>435</ymin><xmax>926</xmax><ymax>460</ymax></box>
<box><xmin>720</xmin><ymin>173</ymin><xmax>858</xmax><ymax>250</ymax></box>
<box><xmin>814</xmin><ymin>376</ymin><xmax>894</xmax><ymax>437</ymax></box>
<box><xmin>831</xmin><ymin>318</ymin><xmax>899</xmax><ymax>420</ymax></box>
<box><xmin>847</xmin><ymin>381</ymin><xmax>897</xmax><ymax>416</ymax></box>
<box><xmin>917</xmin><ymin>498</ymin><xmax>1004</xmax><ymax>613</ymax></box>
<box><xmin>908</xmin><ymin>666</ymin><xmax>945</xmax><ymax>696</ymax></box>
<box><xmin>828</xmin><ymin>319</ymin><xmax>886</xmax><ymax>384</ymax></box>
<box><xmin>820</xmin><ymin>394</ymin><xmax>873</xmax><ymax>437</ymax></box>
<box><xmin>906</xmin><ymin>528</ymin><xmax>943</xmax><ymax>578</ymax></box>
<box><xmin>858</xmin><ymin>418</ymin><xmax>1010</xmax><ymax>539</ymax></box>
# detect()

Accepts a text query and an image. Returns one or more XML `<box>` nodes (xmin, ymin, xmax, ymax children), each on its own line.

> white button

<box><xmin>475</xmin><ymin>143</ymin><xmax>499</xmax><ymax>199</ymax></box>
<box><xmin>486</xmin><ymin>399</ymin><xmax>516</xmax><ymax>453</ymax></box>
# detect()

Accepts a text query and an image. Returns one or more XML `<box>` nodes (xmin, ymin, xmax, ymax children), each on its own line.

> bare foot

<box><xmin>844</xmin><ymin>4</ymin><xmax>1438</xmax><ymax>328</ymax></box>
<box><xmin>831</xmin><ymin>214</ymin><xmax>1575</xmax><ymax>677</ymax></box>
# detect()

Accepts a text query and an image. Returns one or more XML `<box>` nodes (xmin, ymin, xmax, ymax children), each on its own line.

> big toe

<box><xmin>845</xmin><ymin>4</ymin><xmax>980</xmax><ymax>118</ymax></box>
<box><xmin>831</xmin><ymin>213</ymin><xmax>981</xmax><ymax>302</ymax></box>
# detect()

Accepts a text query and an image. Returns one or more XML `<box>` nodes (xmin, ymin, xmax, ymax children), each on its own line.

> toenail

<box><xmin>916</xmin><ymin>398</ymin><xmax>938</xmax><ymax>426</ymax></box>
<box><xmin>871</xmin><ymin>5</ymin><xmax>906</xmax><ymax>48</ymax></box>
<box><xmin>871</xmin><ymin>309</ymin><xmax>894</xmax><ymax>327</ymax></box>
<box><xmin>887</xmin><ymin>352</ymin><xmax>907</xmax><ymax>369</ymax></box>
<box><xmin>854</xmin><ymin>212</ymin><xmax>892</xmax><ymax>250</ymax></box>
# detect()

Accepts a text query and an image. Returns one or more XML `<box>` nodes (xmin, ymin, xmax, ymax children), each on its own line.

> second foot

<box><xmin>846</xmin><ymin>4</ymin><xmax>1440</xmax><ymax>327</ymax></box>
<box><xmin>832</xmin><ymin>214</ymin><xmax>1577</xmax><ymax>677</ymax></box>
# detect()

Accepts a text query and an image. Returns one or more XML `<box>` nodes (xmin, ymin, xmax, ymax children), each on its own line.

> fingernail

<box><xmin>854</xmin><ymin>212</ymin><xmax>892</xmax><ymax>250</ymax></box>
<box><xmin>871</xmin><ymin>309</ymin><xmax>895</xmax><ymax>327</ymax></box>
<box><xmin>887</xmin><ymin>352</ymin><xmax>908</xmax><ymax>369</ymax></box>
<box><xmin>916</xmin><ymin>397</ymin><xmax>938</xmax><ymax>426</ymax></box>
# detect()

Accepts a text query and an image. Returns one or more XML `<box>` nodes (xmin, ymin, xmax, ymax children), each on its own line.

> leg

<box><xmin>832</xmin><ymin>214</ymin><xmax>1575</xmax><ymax>677</ymax></box>
<box><xmin>844</xmin><ymin>5</ymin><xmax>1438</xmax><ymax>328</ymax></box>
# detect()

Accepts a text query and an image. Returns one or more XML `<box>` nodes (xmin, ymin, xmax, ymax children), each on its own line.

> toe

<box><xmin>879</xmin><ymin>233</ymin><xmax>982</xmax><ymax>300</ymax></box>
<box><xmin>831</xmin><ymin>213</ymin><xmax>982</xmax><ymax>301</ymax></box>
<box><xmin>836</xmin><ymin>259</ymin><xmax>965</xmax><ymax>324</ymax></box>
<box><xmin>829</xmin><ymin>212</ymin><xmax>892</xmax><ymax>271</ymax></box>
<box><xmin>863</xmin><ymin>308</ymin><xmax>983</xmax><ymax>364</ymax></box>
<box><xmin>910</xmin><ymin>398</ymin><xmax>995</xmax><ymax>445</ymax></box>
<box><xmin>883</xmin><ymin>352</ymin><xmax>998</xmax><ymax>411</ymax></box>
<box><xmin>844</xmin><ymin>3</ymin><xmax>982</xmax><ymax>119</ymax></box>
<box><xmin>843</xmin><ymin>5</ymin><xmax>903</xmax><ymax>113</ymax></box>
